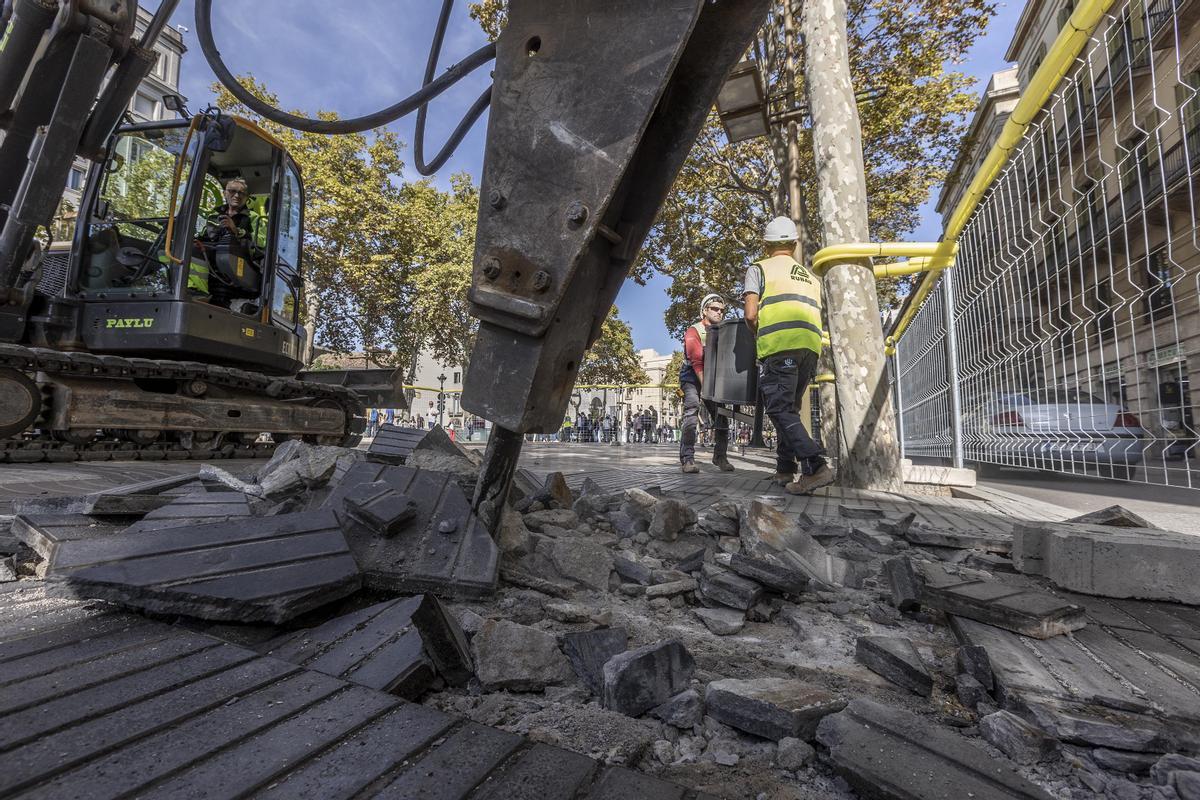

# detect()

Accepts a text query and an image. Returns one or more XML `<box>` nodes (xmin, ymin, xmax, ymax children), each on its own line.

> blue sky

<box><xmin>152</xmin><ymin>0</ymin><xmax>1022</xmax><ymax>355</ymax></box>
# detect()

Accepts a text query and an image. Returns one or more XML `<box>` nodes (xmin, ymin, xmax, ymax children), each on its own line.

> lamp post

<box><xmin>437</xmin><ymin>373</ymin><xmax>447</xmax><ymax>429</ymax></box>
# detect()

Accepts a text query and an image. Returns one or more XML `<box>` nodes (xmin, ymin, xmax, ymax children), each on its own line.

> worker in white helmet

<box><xmin>743</xmin><ymin>217</ymin><xmax>834</xmax><ymax>494</ymax></box>
<box><xmin>678</xmin><ymin>292</ymin><xmax>733</xmax><ymax>473</ymax></box>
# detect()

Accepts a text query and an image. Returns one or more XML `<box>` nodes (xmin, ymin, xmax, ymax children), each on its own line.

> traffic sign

<box><xmin>437</xmin><ymin>401</ymin><xmax>446</xmax><ymax>411</ymax></box>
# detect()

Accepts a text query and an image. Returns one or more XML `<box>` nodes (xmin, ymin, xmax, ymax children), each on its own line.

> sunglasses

<box><xmin>225</xmin><ymin>188</ymin><xmax>247</xmax><ymax>196</ymax></box>
<box><xmin>707</xmin><ymin>305</ymin><xmax>725</xmax><ymax>312</ymax></box>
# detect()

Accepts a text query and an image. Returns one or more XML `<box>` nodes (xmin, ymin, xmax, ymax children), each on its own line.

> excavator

<box><xmin>0</xmin><ymin>0</ymin><xmax>770</xmax><ymax>519</ymax></box>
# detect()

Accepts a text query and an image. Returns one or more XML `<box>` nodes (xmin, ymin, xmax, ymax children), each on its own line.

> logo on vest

<box><xmin>790</xmin><ymin>265</ymin><xmax>813</xmax><ymax>284</ymax></box>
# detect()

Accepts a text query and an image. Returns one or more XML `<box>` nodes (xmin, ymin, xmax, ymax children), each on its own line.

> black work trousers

<box><xmin>759</xmin><ymin>350</ymin><xmax>826</xmax><ymax>476</ymax></box>
<box><xmin>679</xmin><ymin>380</ymin><xmax>728</xmax><ymax>464</ymax></box>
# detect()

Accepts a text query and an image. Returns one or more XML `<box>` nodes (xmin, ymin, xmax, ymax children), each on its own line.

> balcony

<box><xmin>1120</xmin><ymin>126</ymin><xmax>1199</xmax><ymax>219</ymax></box>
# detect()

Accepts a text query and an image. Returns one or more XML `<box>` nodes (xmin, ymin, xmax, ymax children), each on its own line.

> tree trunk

<box><xmin>782</xmin><ymin>0</ymin><xmax>807</xmax><ymax>265</ymax></box>
<box><xmin>802</xmin><ymin>0</ymin><xmax>903</xmax><ymax>491</ymax></box>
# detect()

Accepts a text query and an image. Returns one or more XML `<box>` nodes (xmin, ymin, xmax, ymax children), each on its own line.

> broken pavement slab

<box><xmin>855</xmin><ymin>635</ymin><xmax>933</xmax><ymax>696</ymax></box>
<box><xmin>705</xmin><ymin>677</ymin><xmax>845</xmax><ymax>741</ymax></box>
<box><xmin>561</xmin><ymin>627</ymin><xmax>629</xmax><ymax>695</ymax></box>
<box><xmin>817</xmin><ymin>698</ymin><xmax>1053</xmax><ymax>799</ymax></box>
<box><xmin>12</xmin><ymin>514</ymin><xmax>127</xmax><ymax>564</ymax></box>
<box><xmin>10</xmin><ymin>473</ymin><xmax>203</xmax><ymax>516</ymax></box>
<box><xmin>341</xmin><ymin>480</ymin><xmax>418</xmax><ymax>537</ymax></box>
<box><xmin>602</xmin><ymin>639</ymin><xmax>695</xmax><ymax>717</ymax></box>
<box><xmin>258</xmin><ymin>594</ymin><xmax>472</xmax><ymax>698</ymax></box>
<box><xmin>901</xmin><ymin>524</ymin><xmax>1012</xmax><ymax>555</ymax></box>
<box><xmin>916</xmin><ymin>560</ymin><xmax>1087</xmax><ymax>639</ymax></box>
<box><xmin>49</xmin><ymin>509</ymin><xmax>361</xmax><ymax>624</ymax></box>
<box><xmin>318</xmin><ymin>461</ymin><xmax>498</xmax><ymax>599</ymax></box>
<box><xmin>1013</xmin><ymin>520</ymin><xmax>1200</xmax><ymax>604</ymax></box>
<box><xmin>1065</xmin><ymin>505</ymin><xmax>1159</xmax><ymax>529</ymax></box>
<box><xmin>124</xmin><ymin>491</ymin><xmax>258</xmax><ymax>533</ymax></box>
<box><xmin>472</xmin><ymin>618</ymin><xmax>573</xmax><ymax>691</ymax></box>
<box><xmin>366</xmin><ymin>424</ymin><xmax>429</xmax><ymax>465</ymax></box>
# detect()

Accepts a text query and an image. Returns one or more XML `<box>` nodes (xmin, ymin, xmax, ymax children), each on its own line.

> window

<box><xmin>151</xmin><ymin>47</ymin><xmax>169</xmax><ymax>81</ymax></box>
<box><xmin>67</xmin><ymin>167</ymin><xmax>84</xmax><ymax>191</ymax></box>
<box><xmin>453</xmin><ymin>371</ymin><xmax>462</xmax><ymax>384</ymax></box>
<box><xmin>276</xmin><ymin>165</ymin><xmax>302</xmax><ymax>269</ymax></box>
<box><xmin>1057</xmin><ymin>0</ymin><xmax>1076</xmax><ymax>31</ymax></box>
<box><xmin>271</xmin><ymin>275</ymin><xmax>298</xmax><ymax>324</ymax></box>
<box><xmin>1176</xmin><ymin>71</ymin><xmax>1200</xmax><ymax>135</ymax></box>
<box><xmin>1142</xmin><ymin>250</ymin><xmax>1175</xmax><ymax>321</ymax></box>
<box><xmin>132</xmin><ymin>93</ymin><xmax>157</xmax><ymax>120</ymax></box>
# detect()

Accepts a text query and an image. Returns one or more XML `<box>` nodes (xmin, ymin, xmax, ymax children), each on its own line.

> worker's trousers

<box><xmin>759</xmin><ymin>350</ymin><xmax>827</xmax><ymax>476</ymax></box>
<box><xmin>679</xmin><ymin>380</ymin><xmax>728</xmax><ymax>464</ymax></box>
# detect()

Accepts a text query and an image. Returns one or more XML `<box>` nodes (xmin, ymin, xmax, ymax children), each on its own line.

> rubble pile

<box><xmin>3</xmin><ymin>434</ymin><xmax>1199</xmax><ymax>799</ymax></box>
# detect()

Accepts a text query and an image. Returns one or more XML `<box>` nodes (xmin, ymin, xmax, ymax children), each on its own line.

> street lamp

<box><xmin>437</xmin><ymin>373</ymin><xmax>447</xmax><ymax>428</ymax></box>
<box><xmin>715</xmin><ymin>60</ymin><xmax>769</xmax><ymax>143</ymax></box>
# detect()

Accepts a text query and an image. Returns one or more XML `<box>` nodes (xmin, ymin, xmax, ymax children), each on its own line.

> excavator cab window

<box><xmin>80</xmin><ymin>126</ymin><xmax>197</xmax><ymax>296</ymax></box>
<box><xmin>270</xmin><ymin>164</ymin><xmax>303</xmax><ymax>326</ymax></box>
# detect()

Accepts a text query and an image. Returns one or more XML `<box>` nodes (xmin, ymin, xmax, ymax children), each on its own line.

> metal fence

<box><xmin>894</xmin><ymin>0</ymin><xmax>1198</xmax><ymax>488</ymax></box>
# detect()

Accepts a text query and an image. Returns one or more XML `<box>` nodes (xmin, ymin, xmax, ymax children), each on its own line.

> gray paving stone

<box><xmin>722</xmin><ymin>551</ymin><xmax>808</xmax><ymax>594</ymax></box>
<box><xmin>367</xmin><ymin>424</ymin><xmax>430</xmax><ymax>465</ymax></box>
<box><xmin>51</xmin><ymin>509</ymin><xmax>361</xmax><ymax>624</ymax></box>
<box><xmin>1013</xmin><ymin>521</ymin><xmax>1200</xmax><ymax>604</ymax></box>
<box><xmin>373</xmin><ymin>722</ymin><xmax>524</xmax><ymax>800</ymax></box>
<box><xmin>602</xmin><ymin>639</ymin><xmax>695</xmax><ymax>717</ymax></box>
<box><xmin>341</xmin><ymin>480</ymin><xmax>418</xmax><ymax>537</ymax></box>
<box><xmin>705</xmin><ymin>677</ymin><xmax>845</xmax><ymax>741</ymax></box>
<box><xmin>700</xmin><ymin>570</ymin><xmax>763</xmax><ymax>610</ymax></box>
<box><xmin>561</xmin><ymin>627</ymin><xmax>629</xmax><ymax>695</ymax></box>
<box><xmin>855</xmin><ymin>635</ymin><xmax>933</xmax><ymax>696</ymax></box>
<box><xmin>958</xmin><ymin>644</ymin><xmax>994</xmax><ymax>691</ymax></box>
<box><xmin>885</xmin><ymin>556</ymin><xmax>924</xmax><ymax>612</ymax></box>
<box><xmin>917</xmin><ymin>561</ymin><xmax>1086</xmax><ymax>639</ymax></box>
<box><xmin>125</xmin><ymin>490</ymin><xmax>257</xmax><ymax>532</ymax></box>
<box><xmin>979</xmin><ymin>710</ymin><xmax>1061</xmax><ymax>764</ymax></box>
<box><xmin>902</xmin><ymin>525</ymin><xmax>1012</xmax><ymax>554</ymax></box>
<box><xmin>1066</xmin><ymin>505</ymin><xmax>1159</xmax><ymax>529</ymax></box>
<box><xmin>9</xmin><ymin>473</ymin><xmax>202</xmax><ymax>516</ymax></box>
<box><xmin>695</xmin><ymin>606</ymin><xmax>746</xmax><ymax>635</ymax></box>
<box><xmin>258</xmin><ymin>594</ymin><xmax>472</xmax><ymax>697</ymax></box>
<box><xmin>12</xmin><ymin>514</ymin><xmax>128</xmax><ymax>562</ymax></box>
<box><xmin>319</xmin><ymin>461</ymin><xmax>499</xmax><ymax>599</ymax></box>
<box><xmin>818</xmin><ymin>699</ymin><xmax>1053</xmax><ymax>798</ymax></box>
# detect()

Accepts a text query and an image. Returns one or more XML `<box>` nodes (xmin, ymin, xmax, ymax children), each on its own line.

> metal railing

<box><xmin>893</xmin><ymin>0</ymin><xmax>1198</xmax><ymax>488</ymax></box>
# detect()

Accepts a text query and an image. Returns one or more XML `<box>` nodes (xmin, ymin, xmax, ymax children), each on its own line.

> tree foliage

<box><xmin>469</xmin><ymin>0</ymin><xmax>994</xmax><ymax>343</ymax></box>
<box><xmin>209</xmin><ymin>77</ymin><xmax>479</xmax><ymax>372</ymax></box>
<box><xmin>576</xmin><ymin>306</ymin><xmax>649</xmax><ymax>386</ymax></box>
<box><xmin>639</xmin><ymin>0</ymin><xmax>994</xmax><ymax>341</ymax></box>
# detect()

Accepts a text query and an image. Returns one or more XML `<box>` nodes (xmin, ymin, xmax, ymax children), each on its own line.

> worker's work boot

<box><xmin>681</xmin><ymin>462</ymin><xmax>700</xmax><ymax>474</ymax></box>
<box><xmin>785</xmin><ymin>464</ymin><xmax>835</xmax><ymax>495</ymax></box>
<box><xmin>770</xmin><ymin>471</ymin><xmax>795</xmax><ymax>486</ymax></box>
<box><xmin>712</xmin><ymin>458</ymin><xmax>735</xmax><ymax>472</ymax></box>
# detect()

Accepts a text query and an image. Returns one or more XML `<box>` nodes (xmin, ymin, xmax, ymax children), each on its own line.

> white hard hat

<box><xmin>763</xmin><ymin>216</ymin><xmax>798</xmax><ymax>242</ymax></box>
<box><xmin>701</xmin><ymin>293</ymin><xmax>725</xmax><ymax>314</ymax></box>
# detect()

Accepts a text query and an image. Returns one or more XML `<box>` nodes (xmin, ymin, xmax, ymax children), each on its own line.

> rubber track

<box><xmin>0</xmin><ymin>343</ymin><xmax>366</xmax><ymax>464</ymax></box>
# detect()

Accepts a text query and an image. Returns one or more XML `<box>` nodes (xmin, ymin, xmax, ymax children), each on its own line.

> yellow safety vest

<box><xmin>754</xmin><ymin>254</ymin><xmax>823</xmax><ymax>359</ymax></box>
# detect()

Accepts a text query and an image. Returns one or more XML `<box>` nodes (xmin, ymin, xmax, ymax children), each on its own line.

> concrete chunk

<box><xmin>602</xmin><ymin>639</ymin><xmax>695</xmax><ymax>717</ymax></box>
<box><xmin>723</xmin><ymin>552</ymin><xmax>808</xmax><ymax>594</ymax></box>
<box><xmin>817</xmin><ymin>699</ymin><xmax>1053</xmax><ymax>799</ymax></box>
<box><xmin>694</xmin><ymin>607</ymin><xmax>746</xmax><ymax>635</ymax></box>
<box><xmin>979</xmin><ymin>710</ymin><xmax>1060</xmax><ymax>764</ymax></box>
<box><xmin>884</xmin><ymin>556</ymin><xmax>924</xmax><ymax>612</ymax></box>
<box><xmin>706</xmin><ymin>678</ymin><xmax>845</xmax><ymax>741</ymax></box>
<box><xmin>472</xmin><ymin>619</ymin><xmax>572</xmax><ymax>691</ymax></box>
<box><xmin>903</xmin><ymin>525</ymin><xmax>1012</xmax><ymax>554</ymax></box>
<box><xmin>855</xmin><ymin>636</ymin><xmax>933</xmax><ymax>696</ymax></box>
<box><xmin>649</xmin><ymin>689</ymin><xmax>704</xmax><ymax>729</ymax></box>
<box><xmin>561</xmin><ymin>628</ymin><xmax>629</xmax><ymax>695</ymax></box>
<box><xmin>700</xmin><ymin>571</ymin><xmax>763</xmax><ymax>610</ymax></box>
<box><xmin>613</xmin><ymin>555</ymin><xmax>653</xmax><ymax>585</ymax></box>
<box><xmin>1013</xmin><ymin>521</ymin><xmax>1200</xmax><ymax>604</ymax></box>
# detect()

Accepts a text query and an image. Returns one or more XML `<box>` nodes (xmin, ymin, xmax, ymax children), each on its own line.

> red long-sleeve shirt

<box><xmin>683</xmin><ymin>322</ymin><xmax>708</xmax><ymax>383</ymax></box>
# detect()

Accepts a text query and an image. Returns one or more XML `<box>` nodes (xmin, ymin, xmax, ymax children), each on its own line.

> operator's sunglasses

<box><xmin>707</xmin><ymin>305</ymin><xmax>725</xmax><ymax>312</ymax></box>
<box><xmin>225</xmin><ymin>188</ymin><xmax>247</xmax><ymax>196</ymax></box>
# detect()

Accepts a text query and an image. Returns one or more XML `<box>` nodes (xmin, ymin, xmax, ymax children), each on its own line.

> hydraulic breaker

<box><xmin>462</xmin><ymin>0</ymin><xmax>770</xmax><ymax>527</ymax></box>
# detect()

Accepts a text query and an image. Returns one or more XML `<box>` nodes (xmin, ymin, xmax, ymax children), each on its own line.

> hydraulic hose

<box><xmin>194</xmin><ymin>0</ymin><xmax>496</xmax><ymax>150</ymax></box>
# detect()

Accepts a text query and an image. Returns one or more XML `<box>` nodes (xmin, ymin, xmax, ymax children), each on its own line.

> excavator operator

<box><xmin>190</xmin><ymin>177</ymin><xmax>266</xmax><ymax>303</ymax></box>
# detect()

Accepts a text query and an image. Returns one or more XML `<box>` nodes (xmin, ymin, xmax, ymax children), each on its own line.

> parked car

<box><xmin>965</xmin><ymin>388</ymin><xmax>1145</xmax><ymax>480</ymax></box>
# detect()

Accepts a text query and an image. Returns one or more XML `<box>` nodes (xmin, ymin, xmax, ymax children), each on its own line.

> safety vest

<box><xmin>754</xmin><ymin>254</ymin><xmax>823</xmax><ymax>359</ymax></box>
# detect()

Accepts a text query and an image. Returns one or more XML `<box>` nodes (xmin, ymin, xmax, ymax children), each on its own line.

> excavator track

<box><xmin>0</xmin><ymin>343</ymin><xmax>365</xmax><ymax>464</ymax></box>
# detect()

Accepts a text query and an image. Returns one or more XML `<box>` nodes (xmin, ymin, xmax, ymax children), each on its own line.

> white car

<box><xmin>966</xmin><ymin>388</ymin><xmax>1146</xmax><ymax>480</ymax></box>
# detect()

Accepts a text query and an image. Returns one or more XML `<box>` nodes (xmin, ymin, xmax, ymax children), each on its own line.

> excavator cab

<box><xmin>60</xmin><ymin>111</ymin><xmax>306</xmax><ymax>375</ymax></box>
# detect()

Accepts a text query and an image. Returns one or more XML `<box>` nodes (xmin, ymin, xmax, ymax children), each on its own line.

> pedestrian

<box><xmin>678</xmin><ymin>293</ymin><xmax>733</xmax><ymax>474</ymax></box>
<box><xmin>384</xmin><ymin>407</ymin><xmax>395</xmax><ymax>429</ymax></box>
<box><xmin>368</xmin><ymin>408</ymin><xmax>379</xmax><ymax>438</ymax></box>
<box><xmin>743</xmin><ymin>217</ymin><xmax>833</xmax><ymax>494</ymax></box>
<box><xmin>425</xmin><ymin>401</ymin><xmax>439</xmax><ymax>430</ymax></box>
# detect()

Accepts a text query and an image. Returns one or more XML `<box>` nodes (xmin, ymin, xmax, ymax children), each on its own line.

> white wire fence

<box><xmin>894</xmin><ymin>0</ymin><xmax>1198</xmax><ymax>488</ymax></box>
